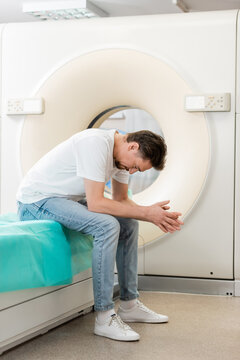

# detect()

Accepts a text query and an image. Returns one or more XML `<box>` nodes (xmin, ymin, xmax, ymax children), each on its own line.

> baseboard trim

<box><xmin>234</xmin><ymin>280</ymin><xmax>240</xmax><ymax>296</ymax></box>
<box><xmin>138</xmin><ymin>275</ymin><xmax>235</xmax><ymax>296</ymax></box>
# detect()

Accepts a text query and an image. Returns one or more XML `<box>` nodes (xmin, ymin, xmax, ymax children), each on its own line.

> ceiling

<box><xmin>0</xmin><ymin>0</ymin><xmax>240</xmax><ymax>23</ymax></box>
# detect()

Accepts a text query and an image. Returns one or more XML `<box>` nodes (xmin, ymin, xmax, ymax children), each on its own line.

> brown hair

<box><xmin>126</xmin><ymin>130</ymin><xmax>167</xmax><ymax>170</ymax></box>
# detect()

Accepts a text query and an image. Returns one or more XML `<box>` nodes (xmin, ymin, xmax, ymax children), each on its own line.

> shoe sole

<box><xmin>118</xmin><ymin>318</ymin><xmax>168</xmax><ymax>323</ymax></box>
<box><xmin>94</xmin><ymin>330</ymin><xmax>140</xmax><ymax>342</ymax></box>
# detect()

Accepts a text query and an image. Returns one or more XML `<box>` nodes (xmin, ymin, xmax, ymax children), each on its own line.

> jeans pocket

<box><xmin>34</xmin><ymin>197</ymin><xmax>51</xmax><ymax>209</ymax></box>
<box><xmin>18</xmin><ymin>205</ymin><xmax>37</xmax><ymax>221</ymax></box>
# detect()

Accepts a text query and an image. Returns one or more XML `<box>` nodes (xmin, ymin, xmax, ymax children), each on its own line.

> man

<box><xmin>17</xmin><ymin>128</ymin><xmax>183</xmax><ymax>342</ymax></box>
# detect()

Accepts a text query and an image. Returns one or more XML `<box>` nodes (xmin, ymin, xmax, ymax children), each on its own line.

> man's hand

<box><xmin>147</xmin><ymin>200</ymin><xmax>184</xmax><ymax>234</ymax></box>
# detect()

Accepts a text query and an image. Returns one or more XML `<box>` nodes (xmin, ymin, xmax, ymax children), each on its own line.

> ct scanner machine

<box><xmin>0</xmin><ymin>9</ymin><xmax>240</xmax><ymax>353</ymax></box>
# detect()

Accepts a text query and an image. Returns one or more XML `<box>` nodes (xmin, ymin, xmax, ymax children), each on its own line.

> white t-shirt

<box><xmin>16</xmin><ymin>128</ymin><xmax>129</xmax><ymax>204</ymax></box>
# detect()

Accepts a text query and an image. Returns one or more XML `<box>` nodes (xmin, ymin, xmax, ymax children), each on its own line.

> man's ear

<box><xmin>128</xmin><ymin>142</ymin><xmax>139</xmax><ymax>152</ymax></box>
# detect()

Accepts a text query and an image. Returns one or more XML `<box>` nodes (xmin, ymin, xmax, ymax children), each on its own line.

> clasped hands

<box><xmin>148</xmin><ymin>200</ymin><xmax>184</xmax><ymax>234</ymax></box>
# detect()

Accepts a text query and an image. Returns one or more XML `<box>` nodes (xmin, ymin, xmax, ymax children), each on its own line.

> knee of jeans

<box><xmin>102</xmin><ymin>215</ymin><xmax>120</xmax><ymax>236</ymax></box>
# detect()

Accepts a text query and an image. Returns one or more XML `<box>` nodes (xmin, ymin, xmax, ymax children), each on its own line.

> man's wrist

<box><xmin>139</xmin><ymin>204</ymin><xmax>150</xmax><ymax>221</ymax></box>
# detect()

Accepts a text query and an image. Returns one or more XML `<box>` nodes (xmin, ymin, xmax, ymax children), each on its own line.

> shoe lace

<box><xmin>136</xmin><ymin>300</ymin><xmax>158</xmax><ymax>315</ymax></box>
<box><xmin>109</xmin><ymin>314</ymin><xmax>132</xmax><ymax>331</ymax></box>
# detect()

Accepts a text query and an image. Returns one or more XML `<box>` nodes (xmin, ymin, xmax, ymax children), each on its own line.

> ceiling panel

<box><xmin>0</xmin><ymin>0</ymin><xmax>239</xmax><ymax>23</ymax></box>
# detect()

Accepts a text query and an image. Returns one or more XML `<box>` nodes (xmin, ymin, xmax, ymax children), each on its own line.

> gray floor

<box><xmin>1</xmin><ymin>291</ymin><xmax>240</xmax><ymax>360</ymax></box>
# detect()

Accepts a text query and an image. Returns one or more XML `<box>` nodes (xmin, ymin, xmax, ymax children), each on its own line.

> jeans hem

<box><xmin>119</xmin><ymin>294</ymin><xmax>139</xmax><ymax>301</ymax></box>
<box><xmin>94</xmin><ymin>304</ymin><xmax>115</xmax><ymax>312</ymax></box>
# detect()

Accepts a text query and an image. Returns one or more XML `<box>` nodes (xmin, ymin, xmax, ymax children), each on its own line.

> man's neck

<box><xmin>113</xmin><ymin>131</ymin><xmax>126</xmax><ymax>160</ymax></box>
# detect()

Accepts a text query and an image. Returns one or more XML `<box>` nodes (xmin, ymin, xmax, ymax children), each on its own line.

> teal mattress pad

<box><xmin>0</xmin><ymin>213</ymin><xmax>93</xmax><ymax>292</ymax></box>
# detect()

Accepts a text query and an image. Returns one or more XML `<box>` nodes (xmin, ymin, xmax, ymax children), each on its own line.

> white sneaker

<box><xmin>117</xmin><ymin>300</ymin><xmax>169</xmax><ymax>323</ymax></box>
<box><xmin>94</xmin><ymin>313</ymin><xmax>140</xmax><ymax>341</ymax></box>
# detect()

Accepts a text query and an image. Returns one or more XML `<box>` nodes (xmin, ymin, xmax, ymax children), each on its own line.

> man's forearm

<box><xmin>87</xmin><ymin>196</ymin><xmax>149</xmax><ymax>221</ymax></box>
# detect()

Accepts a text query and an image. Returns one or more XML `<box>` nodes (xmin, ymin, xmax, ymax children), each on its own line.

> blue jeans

<box><xmin>17</xmin><ymin>197</ymin><xmax>139</xmax><ymax>311</ymax></box>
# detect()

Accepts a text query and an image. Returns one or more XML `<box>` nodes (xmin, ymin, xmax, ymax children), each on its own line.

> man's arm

<box><xmin>84</xmin><ymin>178</ymin><xmax>183</xmax><ymax>233</ymax></box>
<box><xmin>112</xmin><ymin>178</ymin><xmax>169</xmax><ymax>208</ymax></box>
<box><xmin>84</xmin><ymin>178</ymin><xmax>148</xmax><ymax>219</ymax></box>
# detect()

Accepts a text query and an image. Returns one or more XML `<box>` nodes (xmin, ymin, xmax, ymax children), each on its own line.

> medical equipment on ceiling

<box><xmin>0</xmin><ymin>9</ymin><xmax>239</xmax><ymax>354</ymax></box>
